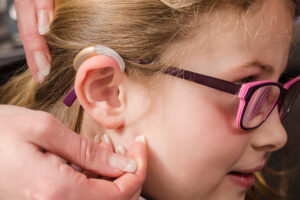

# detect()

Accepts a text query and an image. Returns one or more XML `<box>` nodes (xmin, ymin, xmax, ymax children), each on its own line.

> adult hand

<box><xmin>0</xmin><ymin>105</ymin><xmax>147</xmax><ymax>200</ymax></box>
<box><xmin>15</xmin><ymin>0</ymin><xmax>54</xmax><ymax>82</ymax></box>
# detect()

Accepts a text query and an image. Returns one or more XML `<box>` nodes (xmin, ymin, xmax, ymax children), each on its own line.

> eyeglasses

<box><xmin>164</xmin><ymin>67</ymin><xmax>300</xmax><ymax>130</ymax></box>
<box><xmin>63</xmin><ymin>63</ymin><xmax>300</xmax><ymax>131</ymax></box>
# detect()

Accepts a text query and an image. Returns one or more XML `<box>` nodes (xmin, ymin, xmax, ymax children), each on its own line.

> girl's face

<box><xmin>105</xmin><ymin>0</ymin><xmax>294</xmax><ymax>199</ymax></box>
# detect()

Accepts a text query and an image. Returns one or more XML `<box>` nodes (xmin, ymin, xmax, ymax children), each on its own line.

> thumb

<box><xmin>113</xmin><ymin>136</ymin><xmax>147</xmax><ymax>198</ymax></box>
<box><xmin>63</xmin><ymin>136</ymin><xmax>147</xmax><ymax>200</ymax></box>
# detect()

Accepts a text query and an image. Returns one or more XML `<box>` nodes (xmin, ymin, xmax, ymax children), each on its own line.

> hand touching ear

<box><xmin>0</xmin><ymin>105</ymin><xmax>147</xmax><ymax>200</ymax></box>
<box><xmin>15</xmin><ymin>0</ymin><xmax>54</xmax><ymax>82</ymax></box>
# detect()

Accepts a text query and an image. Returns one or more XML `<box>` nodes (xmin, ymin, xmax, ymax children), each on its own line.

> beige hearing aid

<box><xmin>73</xmin><ymin>44</ymin><xmax>125</xmax><ymax>72</ymax></box>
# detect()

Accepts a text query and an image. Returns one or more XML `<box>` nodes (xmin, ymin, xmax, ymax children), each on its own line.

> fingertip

<box><xmin>28</xmin><ymin>66</ymin><xmax>40</xmax><ymax>83</ymax></box>
<box><xmin>94</xmin><ymin>134</ymin><xmax>101</xmax><ymax>144</ymax></box>
<box><xmin>49</xmin><ymin>10</ymin><xmax>54</xmax><ymax>24</ymax></box>
<box><xmin>101</xmin><ymin>134</ymin><xmax>112</xmax><ymax>146</ymax></box>
<box><xmin>135</xmin><ymin>135</ymin><xmax>146</xmax><ymax>145</ymax></box>
<box><xmin>127</xmin><ymin>138</ymin><xmax>147</xmax><ymax>177</ymax></box>
<box><xmin>116</xmin><ymin>145</ymin><xmax>127</xmax><ymax>156</ymax></box>
<box><xmin>110</xmin><ymin>138</ymin><xmax>148</xmax><ymax>196</ymax></box>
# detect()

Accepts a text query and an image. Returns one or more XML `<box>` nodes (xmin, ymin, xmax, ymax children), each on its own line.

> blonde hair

<box><xmin>1</xmin><ymin>0</ymin><xmax>299</xmax><ymax>199</ymax></box>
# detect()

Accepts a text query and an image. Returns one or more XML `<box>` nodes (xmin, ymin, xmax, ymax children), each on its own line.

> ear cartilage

<box><xmin>63</xmin><ymin>45</ymin><xmax>125</xmax><ymax>107</ymax></box>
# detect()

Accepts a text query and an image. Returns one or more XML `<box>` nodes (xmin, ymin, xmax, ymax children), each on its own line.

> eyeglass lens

<box><xmin>243</xmin><ymin>85</ymin><xmax>281</xmax><ymax>128</ymax></box>
<box><xmin>280</xmin><ymin>81</ymin><xmax>300</xmax><ymax>121</ymax></box>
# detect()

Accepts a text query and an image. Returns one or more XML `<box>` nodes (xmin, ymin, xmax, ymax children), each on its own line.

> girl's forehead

<box><xmin>245</xmin><ymin>0</ymin><xmax>294</xmax><ymax>41</ymax></box>
<box><xmin>160</xmin><ymin>0</ymin><xmax>294</xmax><ymax>70</ymax></box>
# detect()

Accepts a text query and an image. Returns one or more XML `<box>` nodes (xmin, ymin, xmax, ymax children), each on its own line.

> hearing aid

<box><xmin>63</xmin><ymin>44</ymin><xmax>125</xmax><ymax>106</ymax></box>
<box><xmin>72</xmin><ymin>44</ymin><xmax>125</xmax><ymax>72</ymax></box>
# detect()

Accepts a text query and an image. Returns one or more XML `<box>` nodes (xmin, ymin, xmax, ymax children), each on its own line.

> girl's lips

<box><xmin>227</xmin><ymin>164</ymin><xmax>264</xmax><ymax>188</ymax></box>
<box><xmin>237</xmin><ymin>165</ymin><xmax>264</xmax><ymax>173</ymax></box>
<box><xmin>228</xmin><ymin>172</ymin><xmax>255</xmax><ymax>188</ymax></box>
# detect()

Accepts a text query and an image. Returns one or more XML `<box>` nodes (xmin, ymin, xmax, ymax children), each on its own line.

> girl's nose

<box><xmin>249</xmin><ymin>107</ymin><xmax>287</xmax><ymax>152</ymax></box>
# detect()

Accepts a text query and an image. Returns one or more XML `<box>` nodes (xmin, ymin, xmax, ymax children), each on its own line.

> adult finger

<box><xmin>101</xmin><ymin>134</ymin><xmax>115</xmax><ymax>153</ymax></box>
<box><xmin>114</xmin><ymin>137</ymin><xmax>147</xmax><ymax>198</ymax></box>
<box><xmin>34</xmin><ymin>0</ymin><xmax>55</xmax><ymax>34</ymax></box>
<box><xmin>14</xmin><ymin>0</ymin><xmax>52</xmax><ymax>82</ymax></box>
<box><xmin>72</xmin><ymin>134</ymin><xmax>115</xmax><ymax>177</ymax></box>
<box><xmin>71</xmin><ymin>137</ymin><xmax>147</xmax><ymax>200</ymax></box>
<box><xmin>132</xmin><ymin>189</ymin><xmax>143</xmax><ymax>200</ymax></box>
<box><xmin>22</xmin><ymin>112</ymin><xmax>137</xmax><ymax>177</ymax></box>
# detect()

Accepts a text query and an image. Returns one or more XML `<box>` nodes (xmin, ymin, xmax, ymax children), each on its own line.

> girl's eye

<box><xmin>235</xmin><ymin>76</ymin><xmax>256</xmax><ymax>84</ymax></box>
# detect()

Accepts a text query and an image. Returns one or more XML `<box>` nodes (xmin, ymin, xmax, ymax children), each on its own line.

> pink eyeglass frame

<box><xmin>63</xmin><ymin>66</ymin><xmax>300</xmax><ymax>131</ymax></box>
<box><xmin>163</xmin><ymin>67</ymin><xmax>300</xmax><ymax>130</ymax></box>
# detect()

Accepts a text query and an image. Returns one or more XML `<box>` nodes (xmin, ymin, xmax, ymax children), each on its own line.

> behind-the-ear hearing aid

<box><xmin>63</xmin><ymin>44</ymin><xmax>125</xmax><ymax>106</ymax></box>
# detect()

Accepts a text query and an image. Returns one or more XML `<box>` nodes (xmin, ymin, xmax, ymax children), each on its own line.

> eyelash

<box><xmin>235</xmin><ymin>76</ymin><xmax>257</xmax><ymax>84</ymax></box>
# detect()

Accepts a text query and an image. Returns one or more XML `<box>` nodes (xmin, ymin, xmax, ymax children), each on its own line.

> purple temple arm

<box><xmin>164</xmin><ymin>67</ymin><xmax>242</xmax><ymax>95</ymax></box>
<box><xmin>63</xmin><ymin>67</ymin><xmax>242</xmax><ymax>107</ymax></box>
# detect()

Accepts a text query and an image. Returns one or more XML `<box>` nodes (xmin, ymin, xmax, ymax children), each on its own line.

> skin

<box><xmin>10</xmin><ymin>1</ymin><xmax>149</xmax><ymax>199</ymax></box>
<box><xmin>78</xmin><ymin>0</ymin><xmax>294</xmax><ymax>199</ymax></box>
<box><xmin>0</xmin><ymin>105</ymin><xmax>147</xmax><ymax>199</ymax></box>
<box><xmin>15</xmin><ymin>0</ymin><xmax>53</xmax><ymax>82</ymax></box>
<box><xmin>13</xmin><ymin>0</ymin><xmax>295</xmax><ymax>199</ymax></box>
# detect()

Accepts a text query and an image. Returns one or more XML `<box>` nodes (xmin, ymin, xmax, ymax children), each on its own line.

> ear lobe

<box><xmin>75</xmin><ymin>55</ymin><xmax>125</xmax><ymax>129</ymax></box>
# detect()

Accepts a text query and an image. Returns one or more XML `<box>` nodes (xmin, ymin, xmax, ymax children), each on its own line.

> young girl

<box><xmin>1</xmin><ymin>0</ymin><xmax>300</xmax><ymax>199</ymax></box>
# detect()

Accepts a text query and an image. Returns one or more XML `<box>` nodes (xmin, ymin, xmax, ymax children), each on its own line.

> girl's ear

<box><xmin>74</xmin><ymin>55</ymin><xmax>125</xmax><ymax>129</ymax></box>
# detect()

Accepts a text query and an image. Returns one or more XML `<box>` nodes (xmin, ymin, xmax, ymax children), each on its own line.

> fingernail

<box><xmin>101</xmin><ymin>134</ymin><xmax>111</xmax><ymax>145</ymax></box>
<box><xmin>115</xmin><ymin>145</ymin><xmax>126</xmax><ymax>156</ymax></box>
<box><xmin>135</xmin><ymin>135</ymin><xmax>146</xmax><ymax>144</ymax></box>
<box><xmin>38</xmin><ymin>9</ymin><xmax>50</xmax><ymax>35</ymax></box>
<box><xmin>34</xmin><ymin>51</ymin><xmax>50</xmax><ymax>82</ymax></box>
<box><xmin>108</xmin><ymin>154</ymin><xmax>137</xmax><ymax>173</ymax></box>
<box><xmin>94</xmin><ymin>135</ymin><xmax>101</xmax><ymax>144</ymax></box>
